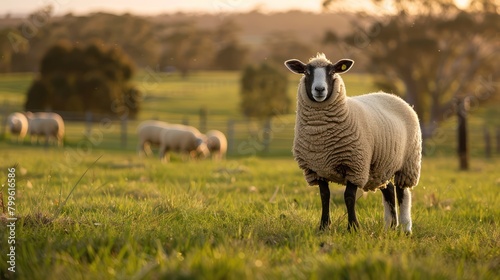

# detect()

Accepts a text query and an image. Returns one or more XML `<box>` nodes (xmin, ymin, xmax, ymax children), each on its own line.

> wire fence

<box><xmin>1</xmin><ymin>101</ymin><xmax>499</xmax><ymax>159</ymax></box>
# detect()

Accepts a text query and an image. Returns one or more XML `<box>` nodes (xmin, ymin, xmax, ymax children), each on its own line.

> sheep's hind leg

<box><xmin>396</xmin><ymin>186</ymin><xmax>412</xmax><ymax>234</ymax></box>
<box><xmin>318</xmin><ymin>180</ymin><xmax>331</xmax><ymax>231</ymax></box>
<box><xmin>345</xmin><ymin>181</ymin><xmax>360</xmax><ymax>232</ymax></box>
<box><xmin>381</xmin><ymin>181</ymin><xmax>398</xmax><ymax>229</ymax></box>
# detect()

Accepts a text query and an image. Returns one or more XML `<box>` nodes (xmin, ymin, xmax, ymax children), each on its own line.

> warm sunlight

<box><xmin>3</xmin><ymin>0</ymin><xmax>476</xmax><ymax>15</ymax></box>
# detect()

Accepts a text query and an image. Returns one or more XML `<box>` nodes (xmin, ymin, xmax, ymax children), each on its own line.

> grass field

<box><xmin>1</xmin><ymin>71</ymin><xmax>499</xmax><ymax>279</ymax></box>
<box><xmin>1</xmin><ymin>71</ymin><xmax>499</xmax><ymax>158</ymax></box>
<box><xmin>0</xmin><ymin>144</ymin><xmax>499</xmax><ymax>279</ymax></box>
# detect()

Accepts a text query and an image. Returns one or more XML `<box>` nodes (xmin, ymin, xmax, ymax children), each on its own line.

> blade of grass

<box><xmin>53</xmin><ymin>154</ymin><xmax>103</xmax><ymax>218</ymax></box>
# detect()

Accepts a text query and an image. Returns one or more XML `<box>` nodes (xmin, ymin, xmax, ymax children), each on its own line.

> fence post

<box><xmin>182</xmin><ymin>117</ymin><xmax>189</xmax><ymax>126</ymax></box>
<box><xmin>457</xmin><ymin>99</ymin><xmax>469</xmax><ymax>170</ymax></box>
<box><xmin>199</xmin><ymin>107</ymin><xmax>207</xmax><ymax>133</ymax></box>
<box><xmin>121</xmin><ymin>116</ymin><xmax>127</xmax><ymax>149</ymax></box>
<box><xmin>227</xmin><ymin>119</ymin><xmax>235</xmax><ymax>155</ymax></box>
<box><xmin>85</xmin><ymin>111</ymin><xmax>93</xmax><ymax>136</ymax></box>
<box><xmin>484</xmin><ymin>126</ymin><xmax>491</xmax><ymax>158</ymax></box>
<box><xmin>0</xmin><ymin>100</ymin><xmax>9</xmax><ymax>140</ymax></box>
<box><xmin>496</xmin><ymin>126</ymin><xmax>500</xmax><ymax>155</ymax></box>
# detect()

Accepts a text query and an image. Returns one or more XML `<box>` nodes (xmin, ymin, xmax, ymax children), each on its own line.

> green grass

<box><xmin>0</xmin><ymin>71</ymin><xmax>380</xmax><ymax>158</ymax></box>
<box><xmin>0</xmin><ymin>144</ymin><xmax>499</xmax><ymax>279</ymax></box>
<box><xmin>0</xmin><ymin>71</ymin><xmax>499</xmax><ymax>279</ymax></box>
<box><xmin>1</xmin><ymin>71</ymin><xmax>498</xmax><ymax>158</ymax></box>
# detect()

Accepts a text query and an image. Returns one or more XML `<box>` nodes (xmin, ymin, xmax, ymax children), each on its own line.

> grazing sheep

<box><xmin>26</xmin><ymin>112</ymin><xmax>65</xmax><ymax>146</ymax></box>
<box><xmin>7</xmin><ymin>112</ymin><xmax>29</xmax><ymax>143</ymax></box>
<box><xmin>158</xmin><ymin>127</ymin><xmax>209</xmax><ymax>162</ymax></box>
<box><xmin>285</xmin><ymin>53</ymin><xmax>422</xmax><ymax>234</ymax></box>
<box><xmin>136</xmin><ymin>120</ymin><xmax>202</xmax><ymax>157</ymax></box>
<box><xmin>136</xmin><ymin>120</ymin><xmax>170</xmax><ymax>156</ymax></box>
<box><xmin>205</xmin><ymin>130</ymin><xmax>227</xmax><ymax>161</ymax></box>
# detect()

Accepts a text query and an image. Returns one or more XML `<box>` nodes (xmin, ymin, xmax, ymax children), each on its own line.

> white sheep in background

<box><xmin>26</xmin><ymin>112</ymin><xmax>65</xmax><ymax>146</ymax></box>
<box><xmin>136</xmin><ymin>120</ymin><xmax>171</xmax><ymax>156</ymax></box>
<box><xmin>285</xmin><ymin>53</ymin><xmax>421</xmax><ymax>234</ymax></box>
<box><xmin>7</xmin><ymin>112</ymin><xmax>29</xmax><ymax>143</ymax></box>
<box><xmin>158</xmin><ymin>127</ymin><xmax>209</xmax><ymax>162</ymax></box>
<box><xmin>137</xmin><ymin>120</ymin><xmax>203</xmax><ymax>157</ymax></box>
<box><xmin>205</xmin><ymin>130</ymin><xmax>227</xmax><ymax>161</ymax></box>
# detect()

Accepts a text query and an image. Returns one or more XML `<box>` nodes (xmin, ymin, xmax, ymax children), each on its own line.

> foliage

<box><xmin>240</xmin><ymin>63</ymin><xmax>291</xmax><ymax>119</ymax></box>
<box><xmin>0</xmin><ymin>146</ymin><xmax>499</xmax><ymax>279</ymax></box>
<box><xmin>323</xmin><ymin>0</ymin><xmax>500</xmax><ymax>137</ymax></box>
<box><xmin>160</xmin><ymin>20</ymin><xmax>249</xmax><ymax>76</ymax></box>
<box><xmin>265</xmin><ymin>33</ymin><xmax>314</xmax><ymax>66</ymax></box>
<box><xmin>24</xmin><ymin>40</ymin><xmax>140</xmax><ymax>119</ymax></box>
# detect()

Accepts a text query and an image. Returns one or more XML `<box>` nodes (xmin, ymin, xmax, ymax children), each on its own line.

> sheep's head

<box><xmin>284</xmin><ymin>53</ymin><xmax>354</xmax><ymax>103</ymax></box>
<box><xmin>196</xmin><ymin>138</ymin><xmax>210</xmax><ymax>159</ymax></box>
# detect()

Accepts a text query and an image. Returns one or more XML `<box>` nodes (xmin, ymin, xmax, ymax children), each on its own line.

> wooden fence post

<box><xmin>227</xmin><ymin>119</ymin><xmax>235</xmax><ymax>155</ymax></box>
<box><xmin>484</xmin><ymin>126</ymin><xmax>491</xmax><ymax>158</ymax></box>
<box><xmin>182</xmin><ymin>117</ymin><xmax>189</xmax><ymax>126</ymax></box>
<box><xmin>0</xmin><ymin>100</ymin><xmax>9</xmax><ymax>140</ymax></box>
<box><xmin>85</xmin><ymin>111</ymin><xmax>93</xmax><ymax>136</ymax></box>
<box><xmin>199</xmin><ymin>107</ymin><xmax>207</xmax><ymax>133</ymax></box>
<box><xmin>457</xmin><ymin>99</ymin><xmax>469</xmax><ymax>170</ymax></box>
<box><xmin>496</xmin><ymin>126</ymin><xmax>500</xmax><ymax>155</ymax></box>
<box><xmin>121</xmin><ymin>116</ymin><xmax>127</xmax><ymax>148</ymax></box>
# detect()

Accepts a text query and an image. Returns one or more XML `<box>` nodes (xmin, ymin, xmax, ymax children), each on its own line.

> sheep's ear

<box><xmin>332</xmin><ymin>59</ymin><xmax>354</xmax><ymax>74</ymax></box>
<box><xmin>284</xmin><ymin>59</ymin><xmax>307</xmax><ymax>74</ymax></box>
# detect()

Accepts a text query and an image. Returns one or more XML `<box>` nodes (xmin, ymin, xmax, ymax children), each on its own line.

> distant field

<box><xmin>0</xmin><ymin>71</ymin><xmax>499</xmax><ymax>279</ymax></box>
<box><xmin>0</xmin><ymin>71</ymin><xmax>380</xmax><ymax>157</ymax></box>
<box><xmin>1</xmin><ymin>71</ymin><xmax>499</xmax><ymax>158</ymax></box>
<box><xmin>0</xmin><ymin>146</ymin><xmax>498</xmax><ymax>279</ymax></box>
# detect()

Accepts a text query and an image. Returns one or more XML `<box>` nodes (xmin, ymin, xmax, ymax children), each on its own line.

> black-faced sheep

<box><xmin>205</xmin><ymin>130</ymin><xmax>227</xmax><ymax>161</ymax></box>
<box><xmin>7</xmin><ymin>112</ymin><xmax>28</xmax><ymax>143</ymax></box>
<box><xmin>26</xmin><ymin>112</ymin><xmax>65</xmax><ymax>146</ymax></box>
<box><xmin>285</xmin><ymin>53</ymin><xmax>422</xmax><ymax>234</ymax></box>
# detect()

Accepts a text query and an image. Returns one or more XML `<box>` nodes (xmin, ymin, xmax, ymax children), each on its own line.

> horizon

<box><xmin>3</xmin><ymin>0</ymin><xmax>472</xmax><ymax>17</ymax></box>
<box><xmin>4</xmin><ymin>0</ymin><xmax>324</xmax><ymax>16</ymax></box>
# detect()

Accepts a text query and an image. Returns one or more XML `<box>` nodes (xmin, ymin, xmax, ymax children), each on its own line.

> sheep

<box><xmin>136</xmin><ymin>120</ymin><xmax>203</xmax><ymax>157</ymax></box>
<box><xmin>158</xmin><ymin>127</ymin><xmax>209</xmax><ymax>162</ymax></box>
<box><xmin>136</xmin><ymin>120</ymin><xmax>171</xmax><ymax>156</ymax></box>
<box><xmin>26</xmin><ymin>112</ymin><xmax>65</xmax><ymax>146</ymax></box>
<box><xmin>205</xmin><ymin>130</ymin><xmax>227</xmax><ymax>161</ymax></box>
<box><xmin>7</xmin><ymin>112</ymin><xmax>29</xmax><ymax>143</ymax></box>
<box><xmin>284</xmin><ymin>53</ymin><xmax>422</xmax><ymax>234</ymax></box>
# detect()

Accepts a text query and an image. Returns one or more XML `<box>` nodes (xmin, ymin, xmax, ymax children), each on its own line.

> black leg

<box><xmin>381</xmin><ymin>181</ymin><xmax>397</xmax><ymax>228</ymax></box>
<box><xmin>318</xmin><ymin>180</ymin><xmax>331</xmax><ymax>231</ymax></box>
<box><xmin>344</xmin><ymin>181</ymin><xmax>359</xmax><ymax>231</ymax></box>
<box><xmin>396</xmin><ymin>184</ymin><xmax>405</xmax><ymax>208</ymax></box>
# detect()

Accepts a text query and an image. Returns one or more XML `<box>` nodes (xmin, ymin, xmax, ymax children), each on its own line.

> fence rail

<box><xmin>1</xmin><ymin>102</ymin><xmax>499</xmax><ymax>158</ymax></box>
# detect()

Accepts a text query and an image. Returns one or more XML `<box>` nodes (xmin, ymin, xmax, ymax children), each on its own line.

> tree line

<box><xmin>1</xmin><ymin>2</ymin><xmax>499</xmax><ymax>151</ymax></box>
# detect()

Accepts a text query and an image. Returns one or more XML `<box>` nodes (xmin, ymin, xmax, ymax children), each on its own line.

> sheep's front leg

<box><xmin>318</xmin><ymin>180</ymin><xmax>331</xmax><ymax>231</ymax></box>
<box><xmin>381</xmin><ymin>181</ymin><xmax>398</xmax><ymax>229</ymax></box>
<box><xmin>345</xmin><ymin>181</ymin><xmax>360</xmax><ymax>231</ymax></box>
<box><xmin>396</xmin><ymin>186</ymin><xmax>412</xmax><ymax>234</ymax></box>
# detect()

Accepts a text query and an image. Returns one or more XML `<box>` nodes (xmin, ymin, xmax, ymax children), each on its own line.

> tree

<box><xmin>324</xmin><ymin>0</ymin><xmax>499</xmax><ymax>168</ymax></box>
<box><xmin>161</xmin><ymin>21</ymin><xmax>214</xmax><ymax>77</ymax></box>
<box><xmin>212</xmin><ymin>19</ymin><xmax>248</xmax><ymax>70</ymax></box>
<box><xmin>24</xmin><ymin>41</ymin><xmax>141</xmax><ymax>119</ymax></box>
<box><xmin>264</xmin><ymin>33</ymin><xmax>314</xmax><ymax>67</ymax></box>
<box><xmin>240</xmin><ymin>63</ymin><xmax>291</xmax><ymax>152</ymax></box>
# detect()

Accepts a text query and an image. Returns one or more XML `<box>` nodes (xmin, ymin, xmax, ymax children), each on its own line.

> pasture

<box><xmin>0</xmin><ymin>145</ymin><xmax>499</xmax><ymax>279</ymax></box>
<box><xmin>0</xmin><ymin>71</ymin><xmax>499</xmax><ymax>279</ymax></box>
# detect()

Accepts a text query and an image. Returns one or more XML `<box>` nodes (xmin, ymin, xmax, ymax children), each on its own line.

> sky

<box><xmin>3</xmin><ymin>0</ymin><xmax>327</xmax><ymax>16</ymax></box>
<box><xmin>4</xmin><ymin>0</ymin><xmax>471</xmax><ymax>16</ymax></box>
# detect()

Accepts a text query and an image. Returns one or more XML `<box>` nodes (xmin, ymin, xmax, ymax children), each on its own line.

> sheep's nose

<box><xmin>315</xmin><ymin>86</ymin><xmax>325</xmax><ymax>93</ymax></box>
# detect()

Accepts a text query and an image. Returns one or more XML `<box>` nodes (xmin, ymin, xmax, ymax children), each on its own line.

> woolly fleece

<box><xmin>205</xmin><ymin>130</ymin><xmax>228</xmax><ymax>160</ymax></box>
<box><xmin>293</xmin><ymin>55</ymin><xmax>421</xmax><ymax>191</ymax></box>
